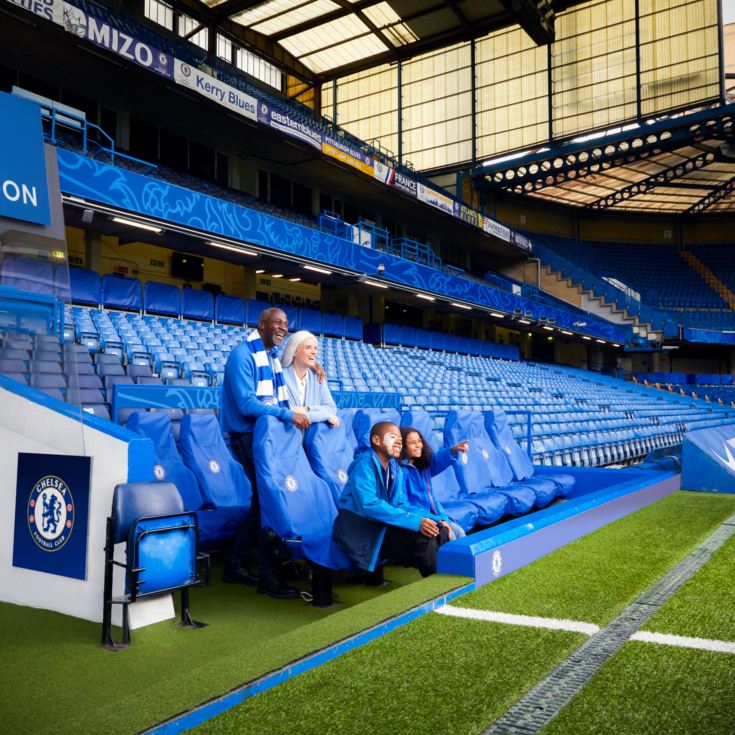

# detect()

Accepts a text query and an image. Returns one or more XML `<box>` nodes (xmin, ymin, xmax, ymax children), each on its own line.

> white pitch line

<box><xmin>631</xmin><ymin>631</ymin><xmax>735</xmax><ymax>654</ymax></box>
<box><xmin>435</xmin><ymin>605</ymin><xmax>601</xmax><ymax>636</ymax></box>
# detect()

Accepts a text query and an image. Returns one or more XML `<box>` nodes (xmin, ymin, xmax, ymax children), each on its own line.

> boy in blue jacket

<box><xmin>333</xmin><ymin>421</ymin><xmax>450</xmax><ymax>577</ymax></box>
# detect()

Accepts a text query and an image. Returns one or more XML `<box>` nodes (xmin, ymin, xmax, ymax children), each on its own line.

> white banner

<box><xmin>417</xmin><ymin>183</ymin><xmax>454</xmax><ymax>216</ymax></box>
<box><xmin>6</xmin><ymin>0</ymin><xmax>62</xmax><ymax>25</ymax></box>
<box><xmin>174</xmin><ymin>59</ymin><xmax>257</xmax><ymax>122</ymax></box>
<box><xmin>483</xmin><ymin>216</ymin><xmax>511</xmax><ymax>243</ymax></box>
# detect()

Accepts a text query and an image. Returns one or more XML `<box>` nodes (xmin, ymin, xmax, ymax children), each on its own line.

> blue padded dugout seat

<box><xmin>337</xmin><ymin>408</ymin><xmax>359</xmax><ymax>456</ymax></box>
<box><xmin>304</xmin><ymin>421</ymin><xmax>354</xmax><ymax>503</ymax></box>
<box><xmin>444</xmin><ymin>411</ymin><xmax>536</xmax><ymax>517</ymax></box>
<box><xmin>101</xmin><ymin>274</ymin><xmax>142</xmax><ymax>311</ymax></box>
<box><xmin>102</xmin><ymin>481</ymin><xmax>208</xmax><ymax>648</ymax></box>
<box><xmin>299</xmin><ymin>307</ymin><xmax>321</xmax><ymax>334</ymax></box>
<box><xmin>144</xmin><ymin>281</ymin><xmax>180</xmax><ymax>317</ymax></box>
<box><xmin>253</xmin><ymin>415</ymin><xmax>352</xmax><ymax>572</ymax></box>
<box><xmin>125</xmin><ymin>412</ymin><xmax>204</xmax><ymax>512</ymax></box>
<box><xmin>352</xmin><ymin>408</ymin><xmax>401</xmax><ymax>455</ymax></box>
<box><xmin>182</xmin><ymin>288</ymin><xmax>214</xmax><ymax>321</ymax></box>
<box><xmin>245</xmin><ymin>299</ymin><xmax>270</xmax><ymax>326</ymax></box>
<box><xmin>321</xmin><ymin>312</ymin><xmax>344</xmax><ymax>338</ymax></box>
<box><xmin>179</xmin><ymin>413</ymin><xmax>252</xmax><ymax>545</ymax></box>
<box><xmin>215</xmin><ymin>294</ymin><xmax>245</xmax><ymax>325</ymax></box>
<box><xmin>344</xmin><ymin>316</ymin><xmax>362</xmax><ymax>341</ymax></box>
<box><xmin>400</xmin><ymin>410</ymin><xmax>480</xmax><ymax>532</ymax></box>
<box><xmin>485</xmin><ymin>409</ymin><xmax>574</xmax><ymax>498</ymax></box>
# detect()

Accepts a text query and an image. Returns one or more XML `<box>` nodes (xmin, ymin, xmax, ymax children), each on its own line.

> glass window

<box><xmin>235</xmin><ymin>48</ymin><xmax>282</xmax><ymax>91</ymax></box>
<box><xmin>144</xmin><ymin>0</ymin><xmax>173</xmax><ymax>31</ymax></box>
<box><xmin>178</xmin><ymin>14</ymin><xmax>208</xmax><ymax>51</ymax></box>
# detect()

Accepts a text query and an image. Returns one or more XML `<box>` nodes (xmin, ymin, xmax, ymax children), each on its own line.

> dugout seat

<box><xmin>485</xmin><ymin>409</ymin><xmax>575</xmax><ymax>498</ymax></box>
<box><xmin>304</xmin><ymin>420</ymin><xmax>354</xmax><ymax>503</ymax></box>
<box><xmin>444</xmin><ymin>411</ymin><xmax>536</xmax><ymax>516</ymax></box>
<box><xmin>399</xmin><ymin>410</ymin><xmax>481</xmax><ymax>532</ymax></box>
<box><xmin>253</xmin><ymin>415</ymin><xmax>354</xmax><ymax>606</ymax></box>
<box><xmin>352</xmin><ymin>408</ymin><xmax>401</xmax><ymax>455</ymax></box>
<box><xmin>101</xmin><ymin>481</ymin><xmax>208</xmax><ymax>649</ymax></box>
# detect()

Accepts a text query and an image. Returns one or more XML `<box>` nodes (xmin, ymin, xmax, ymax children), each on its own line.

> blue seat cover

<box><xmin>444</xmin><ymin>410</ymin><xmax>535</xmax><ymax>516</ymax></box>
<box><xmin>353</xmin><ymin>408</ymin><xmax>401</xmax><ymax>454</ymax></box>
<box><xmin>215</xmin><ymin>294</ymin><xmax>245</xmax><ymax>325</ymax></box>
<box><xmin>304</xmin><ymin>421</ymin><xmax>354</xmax><ymax>503</ymax></box>
<box><xmin>179</xmin><ymin>413</ymin><xmax>252</xmax><ymax>511</ymax></box>
<box><xmin>486</xmin><ymin>409</ymin><xmax>574</xmax><ymax>499</ymax></box>
<box><xmin>125</xmin><ymin>411</ymin><xmax>204</xmax><ymax>512</ymax></box>
<box><xmin>102</xmin><ymin>274</ymin><xmax>142</xmax><ymax>310</ymax></box>
<box><xmin>144</xmin><ymin>281</ymin><xmax>180</xmax><ymax>316</ymax></box>
<box><xmin>399</xmin><ymin>409</ymin><xmax>479</xmax><ymax>531</ymax></box>
<box><xmin>69</xmin><ymin>267</ymin><xmax>101</xmax><ymax>305</ymax></box>
<box><xmin>253</xmin><ymin>416</ymin><xmax>353</xmax><ymax>570</ymax></box>
<box><xmin>182</xmin><ymin>289</ymin><xmax>214</xmax><ymax>321</ymax></box>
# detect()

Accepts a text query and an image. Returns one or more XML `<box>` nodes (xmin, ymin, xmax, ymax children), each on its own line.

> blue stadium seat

<box><xmin>144</xmin><ymin>281</ymin><xmax>180</xmax><ymax>317</ymax></box>
<box><xmin>101</xmin><ymin>274</ymin><xmax>143</xmax><ymax>311</ymax></box>
<box><xmin>321</xmin><ymin>312</ymin><xmax>344</xmax><ymax>338</ymax></box>
<box><xmin>215</xmin><ymin>294</ymin><xmax>245</xmax><ymax>325</ymax></box>
<box><xmin>245</xmin><ymin>299</ymin><xmax>271</xmax><ymax>326</ymax></box>
<box><xmin>101</xmin><ymin>481</ymin><xmax>208</xmax><ymax>648</ymax></box>
<box><xmin>303</xmin><ymin>421</ymin><xmax>353</xmax><ymax>503</ymax></box>
<box><xmin>343</xmin><ymin>316</ymin><xmax>362</xmax><ymax>341</ymax></box>
<box><xmin>253</xmin><ymin>416</ymin><xmax>354</xmax><ymax>605</ymax></box>
<box><xmin>298</xmin><ymin>307</ymin><xmax>321</xmax><ymax>334</ymax></box>
<box><xmin>444</xmin><ymin>411</ymin><xmax>536</xmax><ymax>516</ymax></box>
<box><xmin>337</xmin><ymin>408</ymin><xmax>359</xmax><ymax>456</ymax></box>
<box><xmin>485</xmin><ymin>409</ymin><xmax>575</xmax><ymax>497</ymax></box>
<box><xmin>352</xmin><ymin>408</ymin><xmax>401</xmax><ymax>454</ymax></box>
<box><xmin>125</xmin><ymin>412</ymin><xmax>204</xmax><ymax>512</ymax></box>
<box><xmin>399</xmin><ymin>410</ymin><xmax>480</xmax><ymax>532</ymax></box>
<box><xmin>69</xmin><ymin>266</ymin><xmax>102</xmax><ymax>306</ymax></box>
<box><xmin>182</xmin><ymin>288</ymin><xmax>214</xmax><ymax>321</ymax></box>
<box><xmin>179</xmin><ymin>413</ymin><xmax>252</xmax><ymax>545</ymax></box>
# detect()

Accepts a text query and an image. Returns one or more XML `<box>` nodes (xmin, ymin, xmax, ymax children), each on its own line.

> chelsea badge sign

<box><xmin>13</xmin><ymin>453</ymin><xmax>91</xmax><ymax>580</ymax></box>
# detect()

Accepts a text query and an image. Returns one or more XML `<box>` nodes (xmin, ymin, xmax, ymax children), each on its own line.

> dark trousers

<box><xmin>378</xmin><ymin>524</ymin><xmax>450</xmax><ymax>577</ymax></box>
<box><xmin>229</xmin><ymin>432</ymin><xmax>271</xmax><ymax>575</ymax></box>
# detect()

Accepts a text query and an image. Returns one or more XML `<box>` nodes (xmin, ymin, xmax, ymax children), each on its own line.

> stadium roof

<box><xmin>191</xmin><ymin>0</ymin><xmax>560</xmax><ymax>80</ymax></box>
<box><xmin>473</xmin><ymin>103</ymin><xmax>735</xmax><ymax>216</ymax></box>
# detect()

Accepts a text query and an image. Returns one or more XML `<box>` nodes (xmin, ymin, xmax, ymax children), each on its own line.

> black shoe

<box><xmin>257</xmin><ymin>572</ymin><xmax>300</xmax><ymax>600</ymax></box>
<box><xmin>276</xmin><ymin>560</ymin><xmax>304</xmax><ymax>583</ymax></box>
<box><xmin>222</xmin><ymin>564</ymin><xmax>259</xmax><ymax>586</ymax></box>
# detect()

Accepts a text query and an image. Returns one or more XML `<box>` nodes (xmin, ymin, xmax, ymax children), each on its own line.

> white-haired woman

<box><xmin>281</xmin><ymin>330</ymin><xmax>340</xmax><ymax>427</ymax></box>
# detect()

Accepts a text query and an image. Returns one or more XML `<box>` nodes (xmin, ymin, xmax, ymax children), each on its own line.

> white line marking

<box><xmin>435</xmin><ymin>605</ymin><xmax>601</xmax><ymax>636</ymax></box>
<box><xmin>631</xmin><ymin>631</ymin><xmax>735</xmax><ymax>654</ymax></box>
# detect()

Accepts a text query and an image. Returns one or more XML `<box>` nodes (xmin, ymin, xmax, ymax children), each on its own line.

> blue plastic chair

<box><xmin>101</xmin><ymin>481</ymin><xmax>209</xmax><ymax>649</ymax></box>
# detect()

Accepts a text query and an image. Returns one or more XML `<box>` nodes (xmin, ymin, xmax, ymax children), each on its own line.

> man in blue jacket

<box><xmin>333</xmin><ymin>421</ymin><xmax>450</xmax><ymax>578</ymax></box>
<box><xmin>222</xmin><ymin>307</ymin><xmax>311</xmax><ymax>599</ymax></box>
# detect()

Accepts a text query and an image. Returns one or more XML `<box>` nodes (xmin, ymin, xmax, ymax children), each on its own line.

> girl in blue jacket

<box><xmin>400</xmin><ymin>427</ymin><xmax>469</xmax><ymax>539</ymax></box>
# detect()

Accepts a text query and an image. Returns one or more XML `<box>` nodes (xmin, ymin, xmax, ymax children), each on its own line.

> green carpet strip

<box><xmin>482</xmin><ymin>511</ymin><xmax>735</xmax><ymax>735</ymax></box>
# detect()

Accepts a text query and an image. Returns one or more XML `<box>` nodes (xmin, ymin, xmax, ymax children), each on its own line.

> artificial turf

<box><xmin>456</xmin><ymin>491</ymin><xmax>735</xmax><ymax>625</ymax></box>
<box><xmin>194</xmin><ymin>616</ymin><xmax>585</xmax><ymax>735</ymax></box>
<box><xmin>0</xmin><ymin>565</ymin><xmax>466</xmax><ymax>735</ymax></box>
<box><xmin>643</xmin><ymin>533</ymin><xmax>735</xmax><ymax>642</ymax></box>
<box><xmin>189</xmin><ymin>492</ymin><xmax>735</xmax><ymax>735</ymax></box>
<box><xmin>542</xmin><ymin>642</ymin><xmax>735</xmax><ymax>735</ymax></box>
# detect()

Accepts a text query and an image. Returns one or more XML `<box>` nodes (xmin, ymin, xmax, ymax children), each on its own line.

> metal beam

<box><xmin>474</xmin><ymin>103</ymin><xmax>735</xmax><ymax>193</ymax></box>
<box><xmin>685</xmin><ymin>175</ymin><xmax>735</xmax><ymax>215</ymax></box>
<box><xmin>498</xmin><ymin>0</ymin><xmax>555</xmax><ymax>45</ymax></box>
<box><xmin>270</xmin><ymin>0</ymin><xmax>385</xmax><ymax>42</ymax></box>
<box><xmin>586</xmin><ymin>150</ymin><xmax>722</xmax><ymax>210</ymax></box>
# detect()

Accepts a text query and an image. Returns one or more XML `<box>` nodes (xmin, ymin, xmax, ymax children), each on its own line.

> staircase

<box><xmin>680</xmin><ymin>250</ymin><xmax>735</xmax><ymax>309</ymax></box>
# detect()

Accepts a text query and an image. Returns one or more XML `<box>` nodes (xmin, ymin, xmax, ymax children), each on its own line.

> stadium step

<box><xmin>679</xmin><ymin>250</ymin><xmax>735</xmax><ymax>310</ymax></box>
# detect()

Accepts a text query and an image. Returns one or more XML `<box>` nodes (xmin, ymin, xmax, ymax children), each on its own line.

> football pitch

<box><xmin>192</xmin><ymin>491</ymin><xmax>735</xmax><ymax>735</ymax></box>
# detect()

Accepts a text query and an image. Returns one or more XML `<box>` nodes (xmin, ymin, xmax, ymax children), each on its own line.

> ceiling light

<box><xmin>208</xmin><ymin>241</ymin><xmax>258</xmax><ymax>256</ymax></box>
<box><xmin>271</xmin><ymin>274</ymin><xmax>283</xmax><ymax>278</ymax></box>
<box><xmin>595</xmin><ymin>339</ymin><xmax>605</xmax><ymax>344</ymax></box>
<box><xmin>542</xmin><ymin>326</ymin><xmax>554</xmax><ymax>331</ymax></box>
<box><xmin>303</xmin><ymin>265</ymin><xmax>332</xmax><ymax>275</ymax></box>
<box><xmin>255</xmin><ymin>269</ymin><xmax>265</xmax><ymax>274</ymax></box>
<box><xmin>111</xmin><ymin>216</ymin><xmax>162</xmax><ymax>233</ymax></box>
<box><xmin>289</xmin><ymin>277</ymin><xmax>301</xmax><ymax>282</ymax></box>
<box><xmin>582</xmin><ymin>336</ymin><xmax>592</xmax><ymax>340</ymax></box>
<box><xmin>416</xmin><ymin>293</ymin><xmax>435</xmax><ymax>301</ymax></box>
<box><xmin>363</xmin><ymin>280</ymin><xmax>388</xmax><ymax>288</ymax></box>
<box><xmin>518</xmin><ymin>319</ymin><xmax>531</xmax><ymax>324</ymax></box>
<box><xmin>489</xmin><ymin>312</ymin><xmax>505</xmax><ymax>318</ymax></box>
<box><xmin>561</xmin><ymin>330</ymin><xmax>573</xmax><ymax>335</ymax></box>
<box><xmin>450</xmin><ymin>302</ymin><xmax>472</xmax><ymax>310</ymax></box>
<box><xmin>613</xmin><ymin>343</ymin><xmax>621</xmax><ymax>347</ymax></box>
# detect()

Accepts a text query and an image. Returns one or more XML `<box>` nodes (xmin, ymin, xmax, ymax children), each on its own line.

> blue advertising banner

<box><xmin>62</xmin><ymin>2</ymin><xmax>173</xmax><ymax>79</ymax></box>
<box><xmin>0</xmin><ymin>92</ymin><xmax>51</xmax><ymax>226</ymax></box>
<box><xmin>13</xmin><ymin>453</ymin><xmax>91</xmax><ymax>579</ymax></box>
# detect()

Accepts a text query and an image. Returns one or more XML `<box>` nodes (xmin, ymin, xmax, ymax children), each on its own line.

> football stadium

<box><xmin>1</xmin><ymin>0</ymin><xmax>734</xmax><ymax>732</ymax></box>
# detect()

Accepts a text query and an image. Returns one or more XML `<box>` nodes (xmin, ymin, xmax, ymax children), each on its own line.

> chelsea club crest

<box><xmin>27</xmin><ymin>475</ymin><xmax>75</xmax><ymax>552</ymax></box>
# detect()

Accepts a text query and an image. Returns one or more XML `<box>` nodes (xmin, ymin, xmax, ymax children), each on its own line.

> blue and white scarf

<box><xmin>246</xmin><ymin>329</ymin><xmax>289</xmax><ymax>407</ymax></box>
